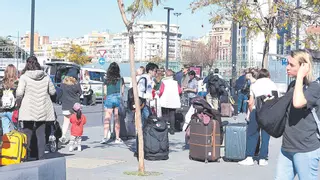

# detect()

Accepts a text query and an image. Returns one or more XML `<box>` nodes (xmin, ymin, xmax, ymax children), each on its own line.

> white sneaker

<box><xmin>49</xmin><ymin>135</ymin><xmax>56</xmax><ymax>142</ymax></box>
<box><xmin>69</xmin><ymin>145</ymin><xmax>74</xmax><ymax>152</ymax></box>
<box><xmin>259</xmin><ymin>159</ymin><xmax>268</xmax><ymax>166</ymax></box>
<box><xmin>238</xmin><ymin>157</ymin><xmax>254</xmax><ymax>166</ymax></box>
<box><xmin>100</xmin><ymin>138</ymin><xmax>109</xmax><ymax>144</ymax></box>
<box><xmin>115</xmin><ymin>138</ymin><xmax>123</xmax><ymax>144</ymax></box>
<box><xmin>77</xmin><ymin>145</ymin><xmax>82</xmax><ymax>152</ymax></box>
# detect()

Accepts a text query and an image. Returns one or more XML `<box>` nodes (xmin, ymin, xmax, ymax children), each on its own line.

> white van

<box><xmin>80</xmin><ymin>67</ymin><xmax>106</xmax><ymax>102</ymax></box>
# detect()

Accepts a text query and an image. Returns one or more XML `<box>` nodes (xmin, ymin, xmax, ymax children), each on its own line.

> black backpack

<box><xmin>127</xmin><ymin>77</ymin><xmax>147</xmax><ymax>111</ymax></box>
<box><xmin>208</xmin><ymin>75</ymin><xmax>226</xmax><ymax>97</ymax></box>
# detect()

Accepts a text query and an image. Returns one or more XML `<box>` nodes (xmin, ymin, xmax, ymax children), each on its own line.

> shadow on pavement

<box><xmin>44</xmin><ymin>151</ymin><xmax>75</xmax><ymax>159</ymax></box>
<box><xmin>82</xmin><ymin>136</ymin><xmax>89</xmax><ymax>141</ymax></box>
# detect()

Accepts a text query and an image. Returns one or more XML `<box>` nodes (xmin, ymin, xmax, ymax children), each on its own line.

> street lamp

<box><xmin>30</xmin><ymin>0</ymin><xmax>35</xmax><ymax>56</ymax></box>
<box><xmin>173</xmin><ymin>13</ymin><xmax>182</xmax><ymax>25</ymax></box>
<box><xmin>164</xmin><ymin>7</ymin><xmax>174</xmax><ymax>70</ymax></box>
<box><xmin>173</xmin><ymin>13</ymin><xmax>182</xmax><ymax>63</ymax></box>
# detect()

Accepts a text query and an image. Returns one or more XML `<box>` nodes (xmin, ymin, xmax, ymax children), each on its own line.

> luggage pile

<box><xmin>186</xmin><ymin>97</ymin><xmax>223</xmax><ymax>163</ymax></box>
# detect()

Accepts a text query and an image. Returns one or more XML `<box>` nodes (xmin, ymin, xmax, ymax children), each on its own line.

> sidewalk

<box><xmin>49</xmin><ymin>114</ymin><xmax>284</xmax><ymax>180</ymax></box>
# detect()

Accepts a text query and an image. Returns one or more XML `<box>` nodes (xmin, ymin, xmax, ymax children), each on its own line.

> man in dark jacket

<box><xmin>235</xmin><ymin>70</ymin><xmax>249</xmax><ymax>114</ymax></box>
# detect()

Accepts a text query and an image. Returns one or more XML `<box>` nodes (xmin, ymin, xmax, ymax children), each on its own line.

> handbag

<box><xmin>256</xmin><ymin>89</ymin><xmax>293</xmax><ymax>138</ymax></box>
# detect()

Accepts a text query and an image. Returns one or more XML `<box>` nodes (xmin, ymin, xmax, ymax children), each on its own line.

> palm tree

<box><xmin>116</xmin><ymin>0</ymin><xmax>161</xmax><ymax>174</ymax></box>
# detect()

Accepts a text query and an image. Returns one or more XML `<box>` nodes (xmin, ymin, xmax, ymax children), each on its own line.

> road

<box><xmin>49</xmin><ymin>105</ymin><xmax>299</xmax><ymax>180</ymax></box>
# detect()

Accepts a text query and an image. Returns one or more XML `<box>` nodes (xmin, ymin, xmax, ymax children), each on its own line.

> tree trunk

<box><xmin>128</xmin><ymin>33</ymin><xmax>145</xmax><ymax>174</ymax></box>
<box><xmin>262</xmin><ymin>36</ymin><xmax>270</xmax><ymax>69</ymax></box>
<box><xmin>116</xmin><ymin>0</ymin><xmax>145</xmax><ymax>174</ymax></box>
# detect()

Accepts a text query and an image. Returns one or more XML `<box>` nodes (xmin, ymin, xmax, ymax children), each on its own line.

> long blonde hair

<box><xmin>63</xmin><ymin>76</ymin><xmax>77</xmax><ymax>85</ymax></box>
<box><xmin>3</xmin><ymin>64</ymin><xmax>18</xmax><ymax>89</ymax></box>
<box><xmin>290</xmin><ymin>50</ymin><xmax>314</xmax><ymax>84</ymax></box>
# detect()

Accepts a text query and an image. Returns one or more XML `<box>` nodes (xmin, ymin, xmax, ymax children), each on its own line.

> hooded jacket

<box><xmin>16</xmin><ymin>70</ymin><xmax>56</xmax><ymax>121</ymax></box>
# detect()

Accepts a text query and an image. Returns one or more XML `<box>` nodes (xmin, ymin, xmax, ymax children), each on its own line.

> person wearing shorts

<box><xmin>100</xmin><ymin>62</ymin><xmax>124</xmax><ymax>144</ymax></box>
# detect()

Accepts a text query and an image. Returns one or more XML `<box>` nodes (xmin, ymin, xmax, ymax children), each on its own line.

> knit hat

<box><xmin>73</xmin><ymin>103</ymin><xmax>81</xmax><ymax>112</ymax></box>
<box><xmin>67</xmin><ymin>68</ymin><xmax>78</xmax><ymax>79</ymax></box>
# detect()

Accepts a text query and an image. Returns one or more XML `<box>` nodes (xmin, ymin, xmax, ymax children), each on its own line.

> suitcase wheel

<box><xmin>189</xmin><ymin>155</ymin><xmax>193</xmax><ymax>160</ymax></box>
<box><xmin>49</xmin><ymin>140</ymin><xmax>58</xmax><ymax>152</ymax></box>
<box><xmin>205</xmin><ymin>159</ymin><xmax>208</xmax><ymax>164</ymax></box>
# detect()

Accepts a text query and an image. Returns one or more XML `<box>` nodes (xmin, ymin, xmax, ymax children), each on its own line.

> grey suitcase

<box><xmin>224</xmin><ymin>123</ymin><xmax>247</xmax><ymax>161</ymax></box>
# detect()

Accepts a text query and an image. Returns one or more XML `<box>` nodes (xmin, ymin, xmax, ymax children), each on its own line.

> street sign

<box><xmin>281</xmin><ymin>58</ymin><xmax>288</xmax><ymax>66</ymax></box>
<box><xmin>98</xmin><ymin>50</ymin><xmax>106</xmax><ymax>57</ymax></box>
<box><xmin>99</xmin><ymin>57</ymin><xmax>106</xmax><ymax>65</ymax></box>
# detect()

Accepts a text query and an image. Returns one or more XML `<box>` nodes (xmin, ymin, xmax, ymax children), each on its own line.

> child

<box><xmin>69</xmin><ymin>103</ymin><xmax>86</xmax><ymax>152</ymax></box>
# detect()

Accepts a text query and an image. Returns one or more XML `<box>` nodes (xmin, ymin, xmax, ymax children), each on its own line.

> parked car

<box><xmin>80</xmin><ymin>67</ymin><xmax>106</xmax><ymax>103</ymax></box>
<box><xmin>44</xmin><ymin>61</ymin><xmax>81</xmax><ymax>104</ymax></box>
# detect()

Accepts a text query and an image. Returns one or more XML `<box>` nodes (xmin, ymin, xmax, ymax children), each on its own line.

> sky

<box><xmin>0</xmin><ymin>0</ymin><xmax>214</xmax><ymax>40</ymax></box>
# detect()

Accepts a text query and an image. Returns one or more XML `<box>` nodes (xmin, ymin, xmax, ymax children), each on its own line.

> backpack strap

<box><xmin>311</xmin><ymin>108</ymin><xmax>320</xmax><ymax>139</ymax></box>
<box><xmin>137</xmin><ymin>77</ymin><xmax>147</xmax><ymax>93</ymax></box>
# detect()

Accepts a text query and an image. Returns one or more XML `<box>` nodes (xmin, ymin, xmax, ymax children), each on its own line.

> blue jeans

<box><xmin>275</xmin><ymin>147</ymin><xmax>320</xmax><ymax>180</ymax></box>
<box><xmin>238</xmin><ymin>92</ymin><xmax>248</xmax><ymax>113</ymax></box>
<box><xmin>141</xmin><ymin>105</ymin><xmax>150</xmax><ymax>126</ymax></box>
<box><xmin>0</xmin><ymin>111</ymin><xmax>13</xmax><ymax>134</ymax></box>
<box><xmin>246</xmin><ymin>109</ymin><xmax>270</xmax><ymax>159</ymax></box>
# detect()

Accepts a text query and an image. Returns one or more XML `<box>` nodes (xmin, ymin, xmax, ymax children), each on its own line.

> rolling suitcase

<box><xmin>224</xmin><ymin>123</ymin><xmax>247</xmax><ymax>161</ymax></box>
<box><xmin>0</xmin><ymin>130</ymin><xmax>27</xmax><ymax>166</ymax></box>
<box><xmin>221</xmin><ymin>103</ymin><xmax>233</xmax><ymax>117</ymax></box>
<box><xmin>120</xmin><ymin>111</ymin><xmax>136</xmax><ymax>140</ymax></box>
<box><xmin>189</xmin><ymin>113</ymin><xmax>220</xmax><ymax>163</ymax></box>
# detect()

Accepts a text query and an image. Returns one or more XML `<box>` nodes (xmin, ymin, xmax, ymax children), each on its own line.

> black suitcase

<box><xmin>137</xmin><ymin>116</ymin><xmax>169</xmax><ymax>161</ymax></box>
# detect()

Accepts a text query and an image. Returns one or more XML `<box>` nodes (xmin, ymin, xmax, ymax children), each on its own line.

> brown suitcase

<box><xmin>189</xmin><ymin>115</ymin><xmax>221</xmax><ymax>163</ymax></box>
<box><xmin>221</xmin><ymin>103</ymin><xmax>233</xmax><ymax>117</ymax></box>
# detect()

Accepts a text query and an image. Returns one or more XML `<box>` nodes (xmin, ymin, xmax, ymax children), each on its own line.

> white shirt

<box><xmin>250</xmin><ymin>78</ymin><xmax>278</xmax><ymax>98</ymax></box>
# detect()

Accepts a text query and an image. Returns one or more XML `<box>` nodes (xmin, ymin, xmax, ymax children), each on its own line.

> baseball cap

<box><xmin>73</xmin><ymin>103</ymin><xmax>81</xmax><ymax>112</ymax></box>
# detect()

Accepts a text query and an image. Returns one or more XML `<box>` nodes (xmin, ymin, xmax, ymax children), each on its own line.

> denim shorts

<box><xmin>104</xmin><ymin>93</ymin><xmax>121</xmax><ymax>109</ymax></box>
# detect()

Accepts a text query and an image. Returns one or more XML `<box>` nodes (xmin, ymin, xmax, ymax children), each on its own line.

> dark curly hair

<box><xmin>106</xmin><ymin>62</ymin><xmax>121</xmax><ymax>85</ymax></box>
<box><xmin>21</xmin><ymin>56</ymin><xmax>41</xmax><ymax>75</ymax></box>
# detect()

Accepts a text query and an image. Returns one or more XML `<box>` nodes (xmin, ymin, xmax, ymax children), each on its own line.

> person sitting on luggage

<box><xmin>69</xmin><ymin>103</ymin><xmax>86</xmax><ymax>152</ymax></box>
<box><xmin>158</xmin><ymin>69</ymin><xmax>182</xmax><ymax>135</ymax></box>
<box><xmin>238</xmin><ymin>69</ymin><xmax>278</xmax><ymax>166</ymax></box>
<box><xmin>183</xmin><ymin>70</ymin><xmax>198</xmax><ymax>106</ymax></box>
<box><xmin>82</xmin><ymin>70</ymin><xmax>94</xmax><ymax>106</ymax></box>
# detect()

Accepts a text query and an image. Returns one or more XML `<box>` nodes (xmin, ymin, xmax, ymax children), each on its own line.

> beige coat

<box><xmin>16</xmin><ymin>70</ymin><xmax>56</xmax><ymax>121</ymax></box>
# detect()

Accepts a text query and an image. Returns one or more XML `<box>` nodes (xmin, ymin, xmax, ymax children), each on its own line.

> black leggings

<box><xmin>22</xmin><ymin>121</ymin><xmax>46</xmax><ymax>160</ymax></box>
<box><xmin>161</xmin><ymin>108</ymin><xmax>176</xmax><ymax>131</ymax></box>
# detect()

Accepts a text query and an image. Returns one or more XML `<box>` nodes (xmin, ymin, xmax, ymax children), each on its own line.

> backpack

<box><xmin>127</xmin><ymin>77</ymin><xmax>147</xmax><ymax>111</ymax></box>
<box><xmin>208</xmin><ymin>75</ymin><xmax>226</xmax><ymax>97</ymax></box>
<box><xmin>2</xmin><ymin>89</ymin><xmax>15</xmax><ymax>109</ymax></box>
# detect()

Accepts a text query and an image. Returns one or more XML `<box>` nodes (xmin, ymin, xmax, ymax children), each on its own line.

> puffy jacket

<box><xmin>16</xmin><ymin>70</ymin><xmax>56</xmax><ymax>121</ymax></box>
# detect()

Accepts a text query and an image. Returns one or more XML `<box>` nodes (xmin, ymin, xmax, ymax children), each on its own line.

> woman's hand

<box><xmin>297</xmin><ymin>63</ymin><xmax>310</xmax><ymax>79</ymax></box>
